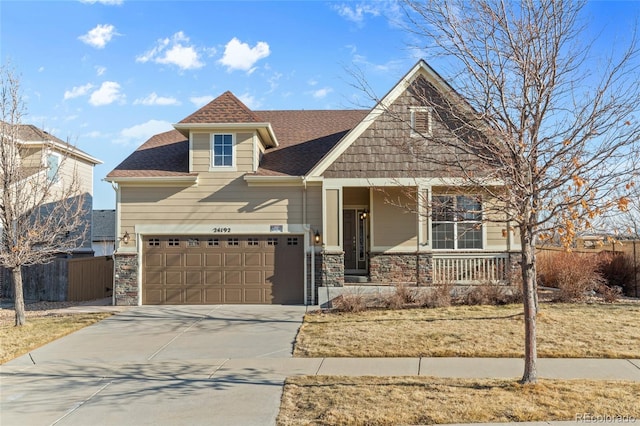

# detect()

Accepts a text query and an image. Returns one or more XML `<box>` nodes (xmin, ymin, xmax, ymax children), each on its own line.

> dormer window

<box><xmin>410</xmin><ymin>107</ymin><xmax>432</xmax><ymax>137</ymax></box>
<box><xmin>211</xmin><ymin>133</ymin><xmax>235</xmax><ymax>170</ymax></box>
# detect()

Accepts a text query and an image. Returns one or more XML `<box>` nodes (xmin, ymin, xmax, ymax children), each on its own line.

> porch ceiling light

<box><xmin>314</xmin><ymin>230</ymin><xmax>321</xmax><ymax>244</ymax></box>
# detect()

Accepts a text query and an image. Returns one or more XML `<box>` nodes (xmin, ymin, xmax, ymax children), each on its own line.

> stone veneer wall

<box><xmin>370</xmin><ymin>252</ymin><xmax>435</xmax><ymax>285</ymax></box>
<box><xmin>114</xmin><ymin>253</ymin><xmax>138</xmax><ymax>306</ymax></box>
<box><xmin>321</xmin><ymin>251</ymin><xmax>344</xmax><ymax>287</ymax></box>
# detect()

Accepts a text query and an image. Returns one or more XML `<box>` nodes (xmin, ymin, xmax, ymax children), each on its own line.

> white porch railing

<box><xmin>432</xmin><ymin>253</ymin><xmax>509</xmax><ymax>284</ymax></box>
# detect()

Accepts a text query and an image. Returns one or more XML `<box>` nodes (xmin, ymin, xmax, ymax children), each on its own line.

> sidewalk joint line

<box><xmin>147</xmin><ymin>316</ymin><xmax>206</xmax><ymax>361</ymax></box>
<box><xmin>418</xmin><ymin>357</ymin><xmax>422</xmax><ymax>376</ymax></box>
<box><xmin>626</xmin><ymin>358</ymin><xmax>640</xmax><ymax>371</ymax></box>
<box><xmin>28</xmin><ymin>353</ymin><xmax>36</xmax><ymax>365</ymax></box>
<box><xmin>50</xmin><ymin>380</ymin><xmax>113</xmax><ymax>426</ymax></box>
<box><xmin>208</xmin><ymin>359</ymin><xmax>229</xmax><ymax>379</ymax></box>
<box><xmin>314</xmin><ymin>358</ymin><xmax>325</xmax><ymax>376</ymax></box>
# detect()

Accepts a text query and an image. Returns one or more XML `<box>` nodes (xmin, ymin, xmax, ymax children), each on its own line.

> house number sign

<box><xmin>211</xmin><ymin>227</ymin><xmax>232</xmax><ymax>233</ymax></box>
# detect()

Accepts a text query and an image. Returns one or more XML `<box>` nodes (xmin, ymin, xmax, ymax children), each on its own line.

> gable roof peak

<box><xmin>178</xmin><ymin>90</ymin><xmax>262</xmax><ymax>124</ymax></box>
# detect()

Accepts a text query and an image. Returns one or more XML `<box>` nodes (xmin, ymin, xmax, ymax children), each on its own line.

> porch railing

<box><xmin>432</xmin><ymin>253</ymin><xmax>509</xmax><ymax>284</ymax></box>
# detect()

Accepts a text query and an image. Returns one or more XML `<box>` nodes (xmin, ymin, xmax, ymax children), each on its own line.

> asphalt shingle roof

<box><xmin>108</xmin><ymin>95</ymin><xmax>368</xmax><ymax>178</ymax></box>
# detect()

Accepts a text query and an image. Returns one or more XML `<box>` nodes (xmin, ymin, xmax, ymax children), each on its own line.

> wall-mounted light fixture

<box><xmin>119</xmin><ymin>231</ymin><xmax>130</xmax><ymax>245</ymax></box>
<box><xmin>359</xmin><ymin>209</ymin><xmax>369</xmax><ymax>220</ymax></box>
<box><xmin>314</xmin><ymin>230</ymin><xmax>321</xmax><ymax>244</ymax></box>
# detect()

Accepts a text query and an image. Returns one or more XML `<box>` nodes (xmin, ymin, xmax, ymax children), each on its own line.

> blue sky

<box><xmin>1</xmin><ymin>0</ymin><xmax>639</xmax><ymax>209</ymax></box>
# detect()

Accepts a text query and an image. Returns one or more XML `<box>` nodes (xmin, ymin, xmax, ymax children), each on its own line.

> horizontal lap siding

<box><xmin>119</xmin><ymin>131</ymin><xmax>309</xmax><ymax>248</ymax></box>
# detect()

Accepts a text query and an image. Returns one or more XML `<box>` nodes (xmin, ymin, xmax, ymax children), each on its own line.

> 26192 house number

<box><xmin>212</xmin><ymin>227</ymin><xmax>231</xmax><ymax>233</ymax></box>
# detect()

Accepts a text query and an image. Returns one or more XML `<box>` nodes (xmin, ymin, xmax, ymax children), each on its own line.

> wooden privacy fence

<box><xmin>1</xmin><ymin>256</ymin><xmax>114</xmax><ymax>301</ymax></box>
<box><xmin>67</xmin><ymin>256</ymin><xmax>114</xmax><ymax>301</ymax></box>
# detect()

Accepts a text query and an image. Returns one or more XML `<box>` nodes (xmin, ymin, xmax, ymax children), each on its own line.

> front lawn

<box><xmin>277</xmin><ymin>376</ymin><xmax>640</xmax><ymax>425</ymax></box>
<box><xmin>294</xmin><ymin>303</ymin><xmax>640</xmax><ymax>358</ymax></box>
<box><xmin>0</xmin><ymin>313</ymin><xmax>112</xmax><ymax>364</ymax></box>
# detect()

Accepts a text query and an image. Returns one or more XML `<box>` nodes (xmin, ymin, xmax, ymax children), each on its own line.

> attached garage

<box><xmin>142</xmin><ymin>235</ymin><xmax>304</xmax><ymax>305</ymax></box>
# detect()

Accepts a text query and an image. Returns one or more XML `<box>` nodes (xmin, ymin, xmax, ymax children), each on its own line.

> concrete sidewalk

<box><xmin>1</xmin><ymin>304</ymin><xmax>638</xmax><ymax>425</ymax></box>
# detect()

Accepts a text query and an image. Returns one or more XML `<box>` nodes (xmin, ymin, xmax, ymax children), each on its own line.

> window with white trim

<box><xmin>46</xmin><ymin>152</ymin><xmax>61</xmax><ymax>183</ymax></box>
<box><xmin>410</xmin><ymin>107</ymin><xmax>432</xmax><ymax>137</ymax></box>
<box><xmin>431</xmin><ymin>195</ymin><xmax>482</xmax><ymax>249</ymax></box>
<box><xmin>211</xmin><ymin>134</ymin><xmax>234</xmax><ymax>168</ymax></box>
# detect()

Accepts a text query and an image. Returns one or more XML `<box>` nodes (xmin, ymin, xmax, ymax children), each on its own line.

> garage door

<box><xmin>142</xmin><ymin>235</ymin><xmax>304</xmax><ymax>304</ymax></box>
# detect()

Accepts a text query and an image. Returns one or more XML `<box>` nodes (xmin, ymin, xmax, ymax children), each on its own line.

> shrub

<box><xmin>331</xmin><ymin>292</ymin><xmax>366</xmax><ymax>313</ymax></box>
<box><xmin>597</xmin><ymin>251</ymin><xmax>636</xmax><ymax>297</ymax></box>
<box><xmin>417</xmin><ymin>282</ymin><xmax>452</xmax><ymax>308</ymax></box>
<box><xmin>537</xmin><ymin>251</ymin><xmax>605</xmax><ymax>302</ymax></box>
<box><xmin>461</xmin><ymin>281</ymin><xmax>521</xmax><ymax>305</ymax></box>
<box><xmin>597</xmin><ymin>283</ymin><xmax>622</xmax><ymax>303</ymax></box>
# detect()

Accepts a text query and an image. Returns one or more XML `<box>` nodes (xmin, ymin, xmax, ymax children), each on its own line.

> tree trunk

<box><xmin>12</xmin><ymin>267</ymin><xmax>26</xmax><ymax>326</ymax></box>
<box><xmin>520</xmin><ymin>229</ymin><xmax>538</xmax><ymax>384</ymax></box>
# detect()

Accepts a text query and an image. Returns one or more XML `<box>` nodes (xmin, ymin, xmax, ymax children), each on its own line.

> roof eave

<box><xmin>244</xmin><ymin>175</ymin><xmax>304</xmax><ymax>186</ymax></box>
<box><xmin>19</xmin><ymin>140</ymin><xmax>103</xmax><ymax>165</ymax></box>
<box><xmin>104</xmin><ymin>175</ymin><xmax>199</xmax><ymax>185</ymax></box>
<box><xmin>172</xmin><ymin>122</ymin><xmax>279</xmax><ymax>147</ymax></box>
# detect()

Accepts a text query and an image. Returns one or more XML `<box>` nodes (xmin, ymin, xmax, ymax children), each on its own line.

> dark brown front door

<box><xmin>343</xmin><ymin>210</ymin><xmax>357</xmax><ymax>271</ymax></box>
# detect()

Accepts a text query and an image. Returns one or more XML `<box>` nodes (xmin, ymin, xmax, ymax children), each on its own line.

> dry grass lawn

<box><xmin>277</xmin><ymin>376</ymin><xmax>640</xmax><ymax>425</ymax></box>
<box><xmin>0</xmin><ymin>313</ymin><xmax>112</xmax><ymax>364</ymax></box>
<box><xmin>295</xmin><ymin>303</ymin><xmax>640</xmax><ymax>358</ymax></box>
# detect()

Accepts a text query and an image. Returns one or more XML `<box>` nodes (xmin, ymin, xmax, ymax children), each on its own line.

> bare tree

<box><xmin>373</xmin><ymin>0</ymin><xmax>640</xmax><ymax>384</ymax></box>
<box><xmin>1</xmin><ymin>65</ymin><xmax>89</xmax><ymax>326</ymax></box>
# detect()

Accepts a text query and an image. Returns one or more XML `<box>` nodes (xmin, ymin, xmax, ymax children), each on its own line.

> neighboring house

<box><xmin>0</xmin><ymin>123</ymin><xmax>102</xmax><ymax>298</ymax></box>
<box><xmin>92</xmin><ymin>209</ymin><xmax>116</xmax><ymax>256</ymax></box>
<box><xmin>1</xmin><ymin>123</ymin><xmax>102</xmax><ymax>254</ymax></box>
<box><xmin>106</xmin><ymin>60</ymin><xmax>522</xmax><ymax>306</ymax></box>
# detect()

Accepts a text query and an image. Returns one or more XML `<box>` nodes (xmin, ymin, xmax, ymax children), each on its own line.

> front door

<box><xmin>343</xmin><ymin>209</ymin><xmax>368</xmax><ymax>273</ymax></box>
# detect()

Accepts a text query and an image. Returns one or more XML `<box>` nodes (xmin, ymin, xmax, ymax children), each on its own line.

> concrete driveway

<box><xmin>1</xmin><ymin>305</ymin><xmax>313</xmax><ymax>426</ymax></box>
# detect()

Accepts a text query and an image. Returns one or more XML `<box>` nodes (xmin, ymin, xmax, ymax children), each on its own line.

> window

<box><xmin>410</xmin><ymin>107</ymin><xmax>432</xmax><ymax>137</ymax></box>
<box><xmin>207</xmin><ymin>238</ymin><xmax>219</xmax><ymax>247</ymax></box>
<box><xmin>432</xmin><ymin>195</ymin><xmax>482</xmax><ymax>249</ymax></box>
<box><xmin>148</xmin><ymin>238</ymin><xmax>160</xmax><ymax>247</ymax></box>
<box><xmin>287</xmin><ymin>237</ymin><xmax>299</xmax><ymax>246</ymax></box>
<box><xmin>168</xmin><ymin>238</ymin><xmax>180</xmax><ymax>247</ymax></box>
<box><xmin>227</xmin><ymin>238</ymin><xmax>239</xmax><ymax>246</ymax></box>
<box><xmin>211</xmin><ymin>134</ymin><xmax>234</xmax><ymax>168</ymax></box>
<box><xmin>267</xmin><ymin>237</ymin><xmax>278</xmax><ymax>246</ymax></box>
<box><xmin>46</xmin><ymin>153</ymin><xmax>60</xmax><ymax>183</ymax></box>
<box><xmin>187</xmin><ymin>238</ymin><xmax>200</xmax><ymax>247</ymax></box>
<box><xmin>247</xmin><ymin>238</ymin><xmax>259</xmax><ymax>246</ymax></box>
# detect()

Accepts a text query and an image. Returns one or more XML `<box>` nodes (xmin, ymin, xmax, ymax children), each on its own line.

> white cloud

<box><xmin>38</xmin><ymin>66</ymin><xmax>45</xmax><ymax>72</ymax></box>
<box><xmin>190</xmin><ymin>95</ymin><xmax>214</xmax><ymax>107</ymax></box>
<box><xmin>78</xmin><ymin>24</ymin><xmax>118</xmax><ymax>49</ymax></box>
<box><xmin>95</xmin><ymin>66</ymin><xmax>106</xmax><ymax>76</ymax></box>
<box><xmin>79</xmin><ymin>0</ymin><xmax>123</xmax><ymax>5</ymax></box>
<box><xmin>219</xmin><ymin>37</ymin><xmax>270</xmax><ymax>73</ymax></box>
<box><xmin>332</xmin><ymin>3</ymin><xmax>381</xmax><ymax>24</ymax></box>
<box><xmin>64</xmin><ymin>83</ymin><xmax>94</xmax><ymax>100</ymax></box>
<box><xmin>133</xmin><ymin>92</ymin><xmax>180</xmax><ymax>106</ymax></box>
<box><xmin>238</xmin><ymin>93</ymin><xmax>261</xmax><ymax>109</ymax></box>
<box><xmin>312</xmin><ymin>87</ymin><xmax>333</xmax><ymax>99</ymax></box>
<box><xmin>89</xmin><ymin>81</ymin><xmax>124</xmax><ymax>106</ymax></box>
<box><xmin>136</xmin><ymin>31</ymin><xmax>204</xmax><ymax>70</ymax></box>
<box><xmin>114</xmin><ymin>120</ymin><xmax>173</xmax><ymax>145</ymax></box>
<box><xmin>83</xmin><ymin>130</ymin><xmax>104</xmax><ymax>138</ymax></box>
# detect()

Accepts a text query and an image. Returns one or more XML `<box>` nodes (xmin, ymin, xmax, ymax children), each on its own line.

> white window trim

<box><xmin>210</xmin><ymin>133</ymin><xmax>237</xmax><ymax>171</ymax></box>
<box><xmin>410</xmin><ymin>106</ymin><xmax>433</xmax><ymax>138</ymax></box>
<box><xmin>45</xmin><ymin>151</ymin><xmax>62</xmax><ymax>184</ymax></box>
<box><xmin>431</xmin><ymin>194</ymin><xmax>483</xmax><ymax>250</ymax></box>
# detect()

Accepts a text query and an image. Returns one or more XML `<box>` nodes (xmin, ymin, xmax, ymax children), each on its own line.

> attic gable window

<box><xmin>410</xmin><ymin>107</ymin><xmax>432</xmax><ymax>137</ymax></box>
<box><xmin>210</xmin><ymin>133</ymin><xmax>235</xmax><ymax>170</ymax></box>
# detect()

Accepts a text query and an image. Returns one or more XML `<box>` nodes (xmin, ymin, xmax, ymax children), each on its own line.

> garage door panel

<box><xmin>224</xmin><ymin>288</ymin><xmax>242</xmax><ymax>303</ymax></box>
<box><xmin>186</xmin><ymin>289</ymin><xmax>203</xmax><ymax>303</ymax></box>
<box><xmin>165</xmin><ymin>288</ymin><xmax>182</xmax><ymax>304</ymax></box>
<box><xmin>166</xmin><ymin>271</ymin><xmax>182</xmax><ymax>285</ymax></box>
<box><xmin>224</xmin><ymin>270</ymin><xmax>241</xmax><ymax>285</ymax></box>
<box><xmin>224</xmin><ymin>253</ymin><xmax>242</xmax><ymax>267</ymax></box>
<box><xmin>165</xmin><ymin>253</ymin><xmax>182</xmax><ymax>268</ymax></box>
<box><xmin>244</xmin><ymin>288</ymin><xmax>263</xmax><ymax>303</ymax></box>
<box><xmin>205</xmin><ymin>253</ymin><xmax>221</xmax><ymax>267</ymax></box>
<box><xmin>186</xmin><ymin>271</ymin><xmax>202</xmax><ymax>285</ymax></box>
<box><xmin>205</xmin><ymin>270</ymin><xmax>222</xmax><ymax>285</ymax></box>
<box><xmin>143</xmin><ymin>235</ymin><xmax>303</xmax><ymax>305</ymax></box>
<box><xmin>244</xmin><ymin>252</ymin><xmax>262</xmax><ymax>267</ymax></box>
<box><xmin>145</xmin><ymin>253</ymin><xmax>163</xmax><ymax>267</ymax></box>
<box><xmin>186</xmin><ymin>253</ymin><xmax>202</xmax><ymax>267</ymax></box>
<box><xmin>244</xmin><ymin>270</ymin><xmax>263</xmax><ymax>285</ymax></box>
